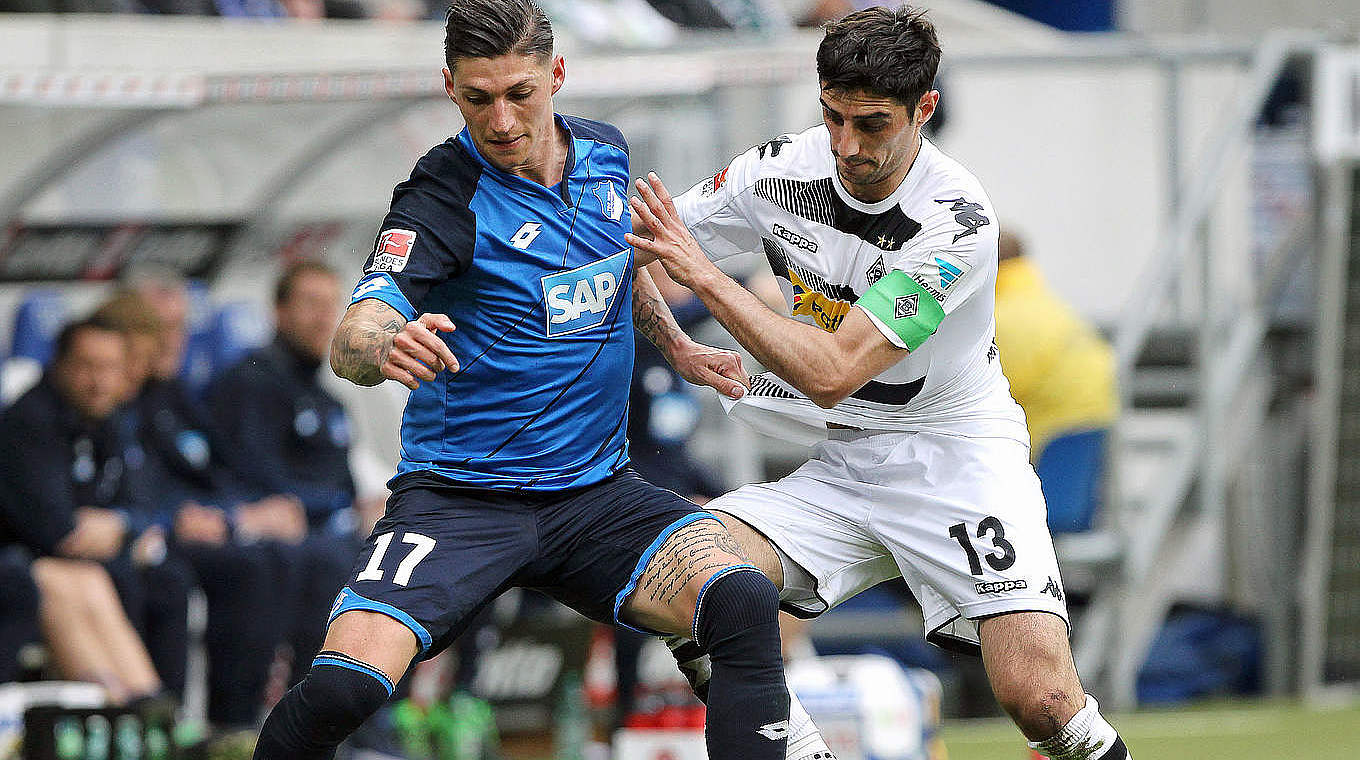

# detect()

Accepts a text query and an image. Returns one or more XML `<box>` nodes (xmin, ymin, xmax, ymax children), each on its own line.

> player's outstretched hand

<box><xmin>625</xmin><ymin>172</ymin><xmax>716</xmax><ymax>290</ymax></box>
<box><xmin>668</xmin><ymin>338</ymin><xmax>748</xmax><ymax>400</ymax></box>
<box><xmin>383</xmin><ymin>313</ymin><xmax>458</xmax><ymax>390</ymax></box>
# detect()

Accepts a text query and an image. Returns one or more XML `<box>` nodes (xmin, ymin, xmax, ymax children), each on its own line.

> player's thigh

<box><xmin>623</xmin><ymin>516</ymin><xmax>750</xmax><ymax>636</ymax></box>
<box><xmin>330</xmin><ymin>482</ymin><xmax>536</xmax><ymax>666</ymax></box>
<box><xmin>873</xmin><ymin>433</ymin><xmax>1068</xmax><ymax>647</ymax></box>
<box><xmin>705</xmin><ymin>468</ymin><xmax>894</xmax><ymax>618</ymax></box>
<box><xmin>977</xmin><ymin>610</ymin><xmax>1081</xmax><ymax>691</ymax></box>
<box><xmin>709</xmin><ymin>509</ymin><xmax>783</xmax><ymax>589</ymax></box>
<box><xmin>322</xmin><ymin>610</ymin><xmax>421</xmax><ymax>687</ymax></box>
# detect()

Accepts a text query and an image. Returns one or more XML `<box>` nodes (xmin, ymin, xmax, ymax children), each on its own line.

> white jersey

<box><xmin>674</xmin><ymin>125</ymin><xmax>1028</xmax><ymax>446</ymax></box>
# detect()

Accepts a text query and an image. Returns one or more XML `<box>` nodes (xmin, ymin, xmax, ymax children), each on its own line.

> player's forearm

<box><xmin>632</xmin><ymin>266</ymin><xmax>690</xmax><ymax>357</ymax></box>
<box><xmin>686</xmin><ymin>269</ymin><xmax>849</xmax><ymax>407</ymax></box>
<box><xmin>330</xmin><ymin>300</ymin><xmax>403</xmax><ymax>387</ymax></box>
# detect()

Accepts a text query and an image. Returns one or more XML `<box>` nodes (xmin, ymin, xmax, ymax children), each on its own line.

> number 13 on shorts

<box><xmin>357</xmin><ymin>532</ymin><xmax>436</xmax><ymax>586</ymax></box>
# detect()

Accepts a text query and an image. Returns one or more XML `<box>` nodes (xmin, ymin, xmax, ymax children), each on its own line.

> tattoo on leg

<box><xmin>636</xmin><ymin>521</ymin><xmax>749</xmax><ymax>605</ymax></box>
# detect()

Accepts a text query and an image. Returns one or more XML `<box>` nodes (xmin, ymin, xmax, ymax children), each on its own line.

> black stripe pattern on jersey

<box><xmin>754</xmin><ymin>177</ymin><xmax>922</xmax><ymax>251</ymax></box>
<box><xmin>761</xmin><ymin>239</ymin><xmax>857</xmax><ymax>302</ymax></box>
<box><xmin>849</xmin><ymin>377</ymin><xmax>925</xmax><ymax>406</ymax></box>
<box><xmin>749</xmin><ymin>374</ymin><xmax>798</xmax><ymax>399</ymax></box>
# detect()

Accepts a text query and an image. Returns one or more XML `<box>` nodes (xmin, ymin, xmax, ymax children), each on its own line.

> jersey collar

<box><xmin>829</xmin><ymin>135</ymin><xmax>934</xmax><ymax>216</ymax></box>
<box><xmin>456</xmin><ymin>114</ymin><xmax>577</xmax><ymax>211</ymax></box>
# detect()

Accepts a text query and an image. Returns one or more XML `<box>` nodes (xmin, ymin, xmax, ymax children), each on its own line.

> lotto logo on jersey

<box><xmin>369</xmin><ymin>229</ymin><xmax>416</xmax><ymax>272</ymax></box>
<box><xmin>541</xmin><ymin>249</ymin><xmax>630</xmax><ymax>337</ymax></box>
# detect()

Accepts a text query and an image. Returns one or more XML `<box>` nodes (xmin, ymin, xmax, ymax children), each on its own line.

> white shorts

<box><xmin>709</xmin><ymin>429</ymin><xmax>1068</xmax><ymax>655</ymax></box>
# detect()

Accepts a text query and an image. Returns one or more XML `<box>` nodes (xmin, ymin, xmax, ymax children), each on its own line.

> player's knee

<box><xmin>253</xmin><ymin>655</ymin><xmax>393</xmax><ymax>758</ymax></box>
<box><xmin>994</xmin><ymin>681</ymin><xmax>1083</xmax><ymax>738</ymax></box>
<box><xmin>693</xmin><ymin>567</ymin><xmax>781</xmax><ymax>655</ymax></box>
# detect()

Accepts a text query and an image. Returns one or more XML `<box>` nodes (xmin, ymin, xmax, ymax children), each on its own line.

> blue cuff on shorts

<box><xmin>329</xmin><ymin>586</ymin><xmax>433</xmax><ymax>653</ymax></box>
<box><xmin>612</xmin><ymin>511</ymin><xmax>719</xmax><ymax>635</ymax></box>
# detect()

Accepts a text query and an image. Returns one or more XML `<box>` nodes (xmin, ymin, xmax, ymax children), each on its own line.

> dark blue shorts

<box><xmin>329</xmin><ymin>468</ymin><xmax>713</xmax><ymax>658</ymax></box>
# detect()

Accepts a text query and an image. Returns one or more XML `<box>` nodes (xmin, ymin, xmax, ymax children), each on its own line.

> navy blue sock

<box><xmin>252</xmin><ymin>654</ymin><xmax>393</xmax><ymax>760</ymax></box>
<box><xmin>694</xmin><ymin>568</ymin><xmax>790</xmax><ymax>760</ymax></box>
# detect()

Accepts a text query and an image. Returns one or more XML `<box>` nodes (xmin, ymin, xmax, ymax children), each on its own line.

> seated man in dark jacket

<box><xmin>208</xmin><ymin>261</ymin><xmax>359</xmax><ymax>678</ymax></box>
<box><xmin>95</xmin><ymin>291</ymin><xmax>304</xmax><ymax>728</ymax></box>
<box><xmin>0</xmin><ymin>317</ymin><xmax>191</xmax><ymax>698</ymax></box>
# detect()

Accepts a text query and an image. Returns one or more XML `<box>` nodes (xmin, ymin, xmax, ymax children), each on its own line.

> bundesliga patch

<box><xmin>894</xmin><ymin>293</ymin><xmax>919</xmax><ymax>319</ymax></box>
<box><xmin>369</xmin><ymin>229</ymin><xmax>416</xmax><ymax>273</ymax></box>
<box><xmin>700</xmin><ymin>166</ymin><xmax>730</xmax><ymax>196</ymax></box>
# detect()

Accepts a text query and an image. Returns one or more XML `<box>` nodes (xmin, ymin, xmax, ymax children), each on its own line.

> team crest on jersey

<box><xmin>789</xmin><ymin>269</ymin><xmax>851</xmax><ymax>332</ymax></box>
<box><xmin>369</xmin><ymin>229</ymin><xmax>416</xmax><ymax>272</ymax></box>
<box><xmin>541</xmin><ymin>249</ymin><xmax>630</xmax><ymax>337</ymax></box>
<box><xmin>700</xmin><ymin>166</ymin><xmax>730</xmax><ymax>196</ymax></box>
<box><xmin>592</xmin><ymin>180</ymin><xmax>625</xmax><ymax>222</ymax></box>
<box><xmin>933</xmin><ymin>196</ymin><xmax>991</xmax><ymax>243</ymax></box>
<box><xmin>894</xmin><ymin>294</ymin><xmax>919</xmax><ymax>320</ymax></box>
<box><xmin>866</xmin><ymin>255</ymin><xmax>886</xmax><ymax>285</ymax></box>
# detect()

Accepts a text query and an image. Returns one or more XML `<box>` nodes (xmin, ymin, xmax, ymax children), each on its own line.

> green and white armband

<box><xmin>855</xmin><ymin>270</ymin><xmax>945</xmax><ymax>351</ymax></box>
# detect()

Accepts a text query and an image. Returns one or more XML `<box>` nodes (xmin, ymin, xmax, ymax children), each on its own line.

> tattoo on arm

<box><xmin>633</xmin><ymin>269</ymin><xmax>686</xmax><ymax>353</ymax></box>
<box><xmin>331</xmin><ymin>300</ymin><xmax>405</xmax><ymax>386</ymax></box>
<box><xmin>634</xmin><ymin>520</ymin><xmax>751</xmax><ymax>606</ymax></box>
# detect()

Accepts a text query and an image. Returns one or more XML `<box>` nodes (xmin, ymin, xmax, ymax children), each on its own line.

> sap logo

<box><xmin>510</xmin><ymin>222</ymin><xmax>543</xmax><ymax>250</ymax></box>
<box><xmin>772</xmin><ymin>223</ymin><xmax>817</xmax><ymax>253</ymax></box>
<box><xmin>974</xmin><ymin>579</ymin><xmax>1028</xmax><ymax>595</ymax></box>
<box><xmin>541</xmin><ymin>249</ymin><xmax>630</xmax><ymax>337</ymax></box>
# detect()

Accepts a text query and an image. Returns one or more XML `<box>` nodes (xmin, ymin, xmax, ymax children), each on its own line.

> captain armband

<box><xmin>854</xmin><ymin>270</ymin><xmax>945</xmax><ymax>351</ymax></box>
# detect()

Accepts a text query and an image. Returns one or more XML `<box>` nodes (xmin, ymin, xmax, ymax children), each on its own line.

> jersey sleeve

<box><xmin>855</xmin><ymin>191</ymin><xmax>996</xmax><ymax>350</ymax></box>
<box><xmin>350</xmin><ymin>157</ymin><xmax>477</xmax><ymax>322</ymax></box>
<box><xmin>673</xmin><ymin>145</ymin><xmax>764</xmax><ymax>262</ymax></box>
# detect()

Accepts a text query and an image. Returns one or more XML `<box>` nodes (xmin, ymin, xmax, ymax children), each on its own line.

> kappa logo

<box><xmin>934</xmin><ymin>196</ymin><xmax>991</xmax><ymax>243</ymax></box>
<box><xmin>866</xmin><ymin>255</ymin><xmax>886</xmax><ymax>285</ymax></box>
<box><xmin>895</xmin><ymin>293</ymin><xmax>919</xmax><ymax>319</ymax></box>
<box><xmin>757</xmin><ymin>135</ymin><xmax>793</xmax><ymax>160</ymax></box>
<box><xmin>1042</xmin><ymin>576</ymin><xmax>1065</xmax><ymax>601</ymax></box>
<box><xmin>592</xmin><ymin>180</ymin><xmax>625</xmax><ymax>222</ymax></box>
<box><xmin>370</xmin><ymin>229</ymin><xmax>416</xmax><ymax>272</ymax></box>
<box><xmin>975</xmin><ymin>579</ymin><xmax>1028</xmax><ymax>595</ymax></box>
<box><xmin>541</xmin><ymin>249</ymin><xmax>630</xmax><ymax>337</ymax></box>
<box><xmin>756</xmin><ymin>720</ymin><xmax>791</xmax><ymax>741</ymax></box>
<box><xmin>772</xmin><ymin>223</ymin><xmax>817</xmax><ymax>253</ymax></box>
<box><xmin>510</xmin><ymin>222</ymin><xmax>543</xmax><ymax>250</ymax></box>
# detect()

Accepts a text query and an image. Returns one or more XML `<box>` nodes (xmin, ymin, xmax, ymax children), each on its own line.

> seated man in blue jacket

<box><xmin>0</xmin><ymin>317</ymin><xmax>191</xmax><ymax>698</ymax></box>
<box><xmin>208</xmin><ymin>261</ymin><xmax>359</xmax><ymax>679</ymax></box>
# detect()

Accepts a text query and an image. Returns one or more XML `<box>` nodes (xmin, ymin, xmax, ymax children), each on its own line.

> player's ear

<box><xmin>915</xmin><ymin>90</ymin><xmax>940</xmax><ymax>125</ymax></box>
<box><xmin>442</xmin><ymin>68</ymin><xmax>456</xmax><ymax>102</ymax></box>
<box><xmin>550</xmin><ymin>55</ymin><xmax>565</xmax><ymax>96</ymax></box>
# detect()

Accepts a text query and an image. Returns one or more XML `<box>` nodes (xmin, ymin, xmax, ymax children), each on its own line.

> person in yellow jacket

<box><xmin>994</xmin><ymin>231</ymin><xmax>1117</xmax><ymax>532</ymax></box>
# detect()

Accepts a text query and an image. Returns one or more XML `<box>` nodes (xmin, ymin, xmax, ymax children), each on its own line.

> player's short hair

<box><xmin>54</xmin><ymin>317</ymin><xmax>124</xmax><ymax>364</ymax></box>
<box><xmin>817</xmin><ymin>5</ymin><xmax>941</xmax><ymax>112</ymax></box>
<box><xmin>444</xmin><ymin>0</ymin><xmax>554</xmax><ymax>71</ymax></box>
<box><xmin>275</xmin><ymin>260</ymin><xmax>338</xmax><ymax>307</ymax></box>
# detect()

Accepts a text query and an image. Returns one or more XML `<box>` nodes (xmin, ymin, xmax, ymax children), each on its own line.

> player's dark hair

<box><xmin>275</xmin><ymin>260</ymin><xmax>338</xmax><ymax>307</ymax></box>
<box><xmin>817</xmin><ymin>5</ymin><xmax>940</xmax><ymax>113</ymax></box>
<box><xmin>444</xmin><ymin>0</ymin><xmax>554</xmax><ymax>71</ymax></box>
<box><xmin>54</xmin><ymin>317</ymin><xmax>123</xmax><ymax>364</ymax></box>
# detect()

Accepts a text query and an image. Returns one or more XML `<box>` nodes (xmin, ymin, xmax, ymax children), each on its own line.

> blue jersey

<box><xmin>349</xmin><ymin>114</ymin><xmax>635</xmax><ymax>491</ymax></box>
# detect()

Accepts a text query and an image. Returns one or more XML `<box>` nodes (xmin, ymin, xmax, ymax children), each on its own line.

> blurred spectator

<box><xmin>993</xmin><ymin>230</ymin><xmax>1117</xmax><ymax>532</ymax></box>
<box><xmin>96</xmin><ymin>289</ymin><xmax>303</xmax><ymax>728</ymax></box>
<box><xmin>208</xmin><ymin>261</ymin><xmax>358</xmax><ymax>675</ymax></box>
<box><xmin>0</xmin><ymin>317</ymin><xmax>191</xmax><ymax>698</ymax></box>
<box><xmin>644</xmin><ymin>0</ymin><xmax>789</xmax><ymax>29</ymax></box>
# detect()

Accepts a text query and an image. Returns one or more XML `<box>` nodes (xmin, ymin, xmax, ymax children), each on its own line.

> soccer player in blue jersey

<box><xmin>250</xmin><ymin>1</ymin><xmax>789</xmax><ymax>758</ymax></box>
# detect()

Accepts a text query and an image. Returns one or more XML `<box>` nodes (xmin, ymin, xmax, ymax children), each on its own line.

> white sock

<box><xmin>1028</xmin><ymin>695</ymin><xmax>1129</xmax><ymax>760</ymax></box>
<box><xmin>785</xmin><ymin>689</ymin><xmax>836</xmax><ymax>760</ymax></box>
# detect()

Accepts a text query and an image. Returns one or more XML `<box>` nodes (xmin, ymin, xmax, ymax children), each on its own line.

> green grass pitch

<box><xmin>939</xmin><ymin>699</ymin><xmax>1360</xmax><ymax>760</ymax></box>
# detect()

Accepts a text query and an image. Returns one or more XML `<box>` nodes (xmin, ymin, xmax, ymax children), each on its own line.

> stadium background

<box><xmin>1</xmin><ymin>0</ymin><xmax>1359</xmax><ymax>757</ymax></box>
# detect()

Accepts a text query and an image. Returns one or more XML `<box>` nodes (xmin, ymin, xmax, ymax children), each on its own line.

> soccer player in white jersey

<box><xmin>625</xmin><ymin>6</ymin><xmax>1131</xmax><ymax>760</ymax></box>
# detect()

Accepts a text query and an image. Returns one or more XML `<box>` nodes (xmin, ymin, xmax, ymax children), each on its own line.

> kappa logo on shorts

<box><xmin>974</xmin><ymin>579</ymin><xmax>1028</xmax><ymax>595</ymax></box>
<box><xmin>1042</xmin><ymin>576</ymin><xmax>1065</xmax><ymax>601</ymax></box>
<box><xmin>895</xmin><ymin>293</ymin><xmax>919</xmax><ymax>319</ymax></box>
<box><xmin>370</xmin><ymin>229</ymin><xmax>416</xmax><ymax>272</ymax></box>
